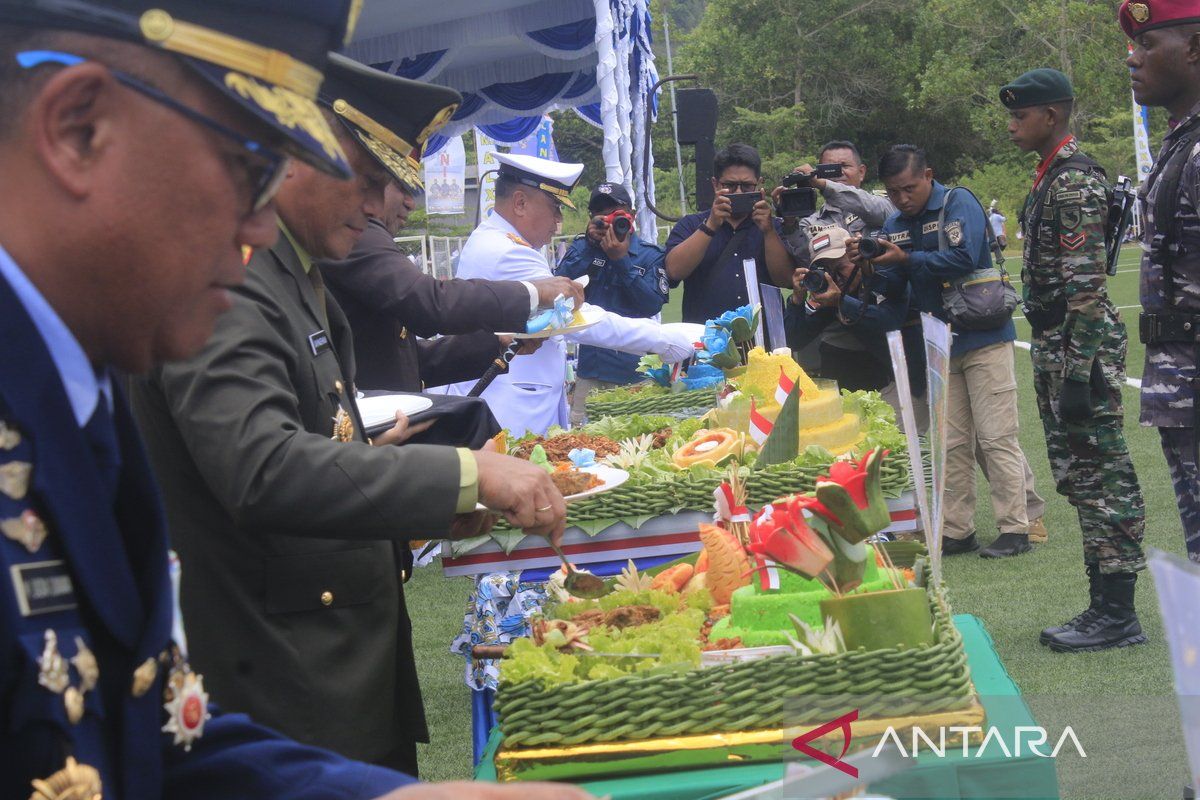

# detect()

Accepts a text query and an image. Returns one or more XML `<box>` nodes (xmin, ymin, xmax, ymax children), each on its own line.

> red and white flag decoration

<box><xmin>749</xmin><ymin>397</ymin><xmax>773</xmax><ymax>446</ymax></box>
<box><xmin>776</xmin><ymin>367</ymin><xmax>797</xmax><ymax>406</ymax></box>
<box><xmin>750</xmin><ymin>505</ymin><xmax>781</xmax><ymax>590</ymax></box>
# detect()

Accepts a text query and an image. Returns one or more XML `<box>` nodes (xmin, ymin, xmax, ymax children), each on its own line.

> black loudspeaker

<box><xmin>674</xmin><ymin>88</ymin><xmax>717</xmax><ymax>145</ymax></box>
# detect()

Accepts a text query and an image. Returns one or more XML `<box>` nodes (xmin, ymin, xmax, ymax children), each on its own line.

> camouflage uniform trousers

<box><xmin>1031</xmin><ymin>318</ymin><xmax>1146</xmax><ymax>574</ymax></box>
<box><xmin>1157</xmin><ymin>427</ymin><xmax>1200</xmax><ymax>563</ymax></box>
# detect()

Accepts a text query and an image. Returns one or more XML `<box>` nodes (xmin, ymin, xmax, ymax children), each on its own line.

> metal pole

<box><xmin>662</xmin><ymin>10</ymin><xmax>688</xmax><ymax>216</ymax></box>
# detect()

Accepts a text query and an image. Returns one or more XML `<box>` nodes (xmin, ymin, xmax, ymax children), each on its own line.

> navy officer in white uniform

<box><xmin>446</xmin><ymin>154</ymin><xmax>694</xmax><ymax>435</ymax></box>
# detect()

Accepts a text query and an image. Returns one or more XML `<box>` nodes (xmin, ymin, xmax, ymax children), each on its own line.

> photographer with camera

<box><xmin>870</xmin><ymin>144</ymin><xmax>1039</xmax><ymax>560</ymax></box>
<box><xmin>556</xmin><ymin>183</ymin><xmax>669</xmax><ymax>424</ymax></box>
<box><xmin>785</xmin><ymin>227</ymin><xmax>911</xmax><ymax>393</ymax></box>
<box><xmin>665</xmin><ymin>143</ymin><xmax>794</xmax><ymax>325</ymax></box>
<box><xmin>773</xmin><ymin>141</ymin><xmax>897</xmax><ymax>373</ymax></box>
<box><xmin>775</xmin><ymin>141</ymin><xmax>897</xmax><ymax>268</ymax></box>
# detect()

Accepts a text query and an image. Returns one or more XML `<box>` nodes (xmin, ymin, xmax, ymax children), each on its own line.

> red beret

<box><xmin>1119</xmin><ymin>0</ymin><xmax>1200</xmax><ymax>38</ymax></box>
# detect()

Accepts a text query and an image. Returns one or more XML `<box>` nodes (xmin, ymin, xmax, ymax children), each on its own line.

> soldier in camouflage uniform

<box><xmin>1002</xmin><ymin>68</ymin><xmax>1147</xmax><ymax>652</ymax></box>
<box><xmin>1121</xmin><ymin>0</ymin><xmax>1200</xmax><ymax>566</ymax></box>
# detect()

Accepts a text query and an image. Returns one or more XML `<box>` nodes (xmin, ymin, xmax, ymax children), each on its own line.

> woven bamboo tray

<box><xmin>495</xmin><ymin>586</ymin><xmax>969</xmax><ymax>749</ymax></box>
<box><xmin>586</xmin><ymin>387</ymin><xmax>718</xmax><ymax>419</ymax></box>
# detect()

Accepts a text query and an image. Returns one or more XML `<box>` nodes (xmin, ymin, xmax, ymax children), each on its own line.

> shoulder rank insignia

<box><xmin>37</xmin><ymin>629</ymin><xmax>69</xmax><ymax>694</ymax></box>
<box><xmin>945</xmin><ymin>220</ymin><xmax>964</xmax><ymax>246</ymax></box>
<box><xmin>29</xmin><ymin>756</ymin><xmax>101</xmax><ymax>800</ymax></box>
<box><xmin>0</xmin><ymin>461</ymin><xmax>31</xmax><ymax>500</ymax></box>
<box><xmin>0</xmin><ymin>420</ymin><xmax>20</xmax><ymax>450</ymax></box>
<box><xmin>162</xmin><ymin>656</ymin><xmax>211</xmax><ymax>751</ymax></box>
<box><xmin>2</xmin><ymin>509</ymin><xmax>47</xmax><ymax>553</ymax></box>
<box><xmin>506</xmin><ymin>232</ymin><xmax>532</xmax><ymax>248</ymax></box>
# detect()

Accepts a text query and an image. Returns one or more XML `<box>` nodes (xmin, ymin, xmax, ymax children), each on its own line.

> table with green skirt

<box><xmin>476</xmin><ymin>614</ymin><xmax>1060</xmax><ymax>799</ymax></box>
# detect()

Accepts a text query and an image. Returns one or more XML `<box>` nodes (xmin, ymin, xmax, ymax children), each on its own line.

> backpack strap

<box><xmin>1148</xmin><ymin>118</ymin><xmax>1200</xmax><ymax>306</ymax></box>
<box><xmin>1024</xmin><ymin>153</ymin><xmax>1107</xmax><ymax>255</ymax></box>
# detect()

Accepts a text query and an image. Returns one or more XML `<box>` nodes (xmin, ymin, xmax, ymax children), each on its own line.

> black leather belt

<box><xmin>1139</xmin><ymin>312</ymin><xmax>1200</xmax><ymax>344</ymax></box>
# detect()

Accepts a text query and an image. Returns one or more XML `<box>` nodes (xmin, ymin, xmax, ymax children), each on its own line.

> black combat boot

<box><xmin>942</xmin><ymin>532</ymin><xmax>979</xmax><ymax>555</ymax></box>
<box><xmin>1046</xmin><ymin>572</ymin><xmax>1147</xmax><ymax>652</ymax></box>
<box><xmin>979</xmin><ymin>532</ymin><xmax>1032</xmax><ymax>558</ymax></box>
<box><xmin>1040</xmin><ymin>564</ymin><xmax>1103</xmax><ymax>645</ymax></box>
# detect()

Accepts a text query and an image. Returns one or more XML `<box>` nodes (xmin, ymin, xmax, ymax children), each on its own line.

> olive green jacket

<box><xmin>131</xmin><ymin>233</ymin><xmax>463</xmax><ymax>765</ymax></box>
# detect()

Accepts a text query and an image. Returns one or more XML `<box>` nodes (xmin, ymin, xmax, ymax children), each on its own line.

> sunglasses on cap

<box><xmin>17</xmin><ymin>50</ymin><xmax>289</xmax><ymax>213</ymax></box>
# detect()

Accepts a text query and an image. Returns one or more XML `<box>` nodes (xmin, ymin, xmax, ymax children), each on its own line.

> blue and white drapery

<box><xmin>346</xmin><ymin>0</ymin><xmax>658</xmax><ymax>231</ymax></box>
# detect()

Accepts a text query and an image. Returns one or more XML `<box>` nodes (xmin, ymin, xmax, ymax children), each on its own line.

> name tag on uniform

<box><xmin>922</xmin><ymin>221</ymin><xmax>940</xmax><ymax>235</ymax></box>
<box><xmin>308</xmin><ymin>330</ymin><xmax>332</xmax><ymax>357</ymax></box>
<box><xmin>888</xmin><ymin>231</ymin><xmax>912</xmax><ymax>244</ymax></box>
<box><xmin>11</xmin><ymin>560</ymin><xmax>76</xmax><ymax>616</ymax></box>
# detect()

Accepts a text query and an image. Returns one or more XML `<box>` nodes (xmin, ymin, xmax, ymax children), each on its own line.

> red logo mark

<box><xmin>791</xmin><ymin>709</ymin><xmax>859</xmax><ymax>777</ymax></box>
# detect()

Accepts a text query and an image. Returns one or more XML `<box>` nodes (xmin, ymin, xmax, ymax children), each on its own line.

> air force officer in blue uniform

<box><xmin>0</xmin><ymin>2</ymin><xmax>589</xmax><ymax>799</ymax></box>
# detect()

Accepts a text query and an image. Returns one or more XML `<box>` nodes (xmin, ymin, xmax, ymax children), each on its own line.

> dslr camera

<box><xmin>781</xmin><ymin>162</ymin><xmax>843</xmax><ymax>188</ymax></box>
<box><xmin>593</xmin><ymin>208</ymin><xmax>635</xmax><ymax>241</ymax></box>
<box><xmin>856</xmin><ymin>236</ymin><xmax>890</xmax><ymax>260</ymax></box>
<box><xmin>800</xmin><ymin>267</ymin><xmax>830</xmax><ymax>294</ymax></box>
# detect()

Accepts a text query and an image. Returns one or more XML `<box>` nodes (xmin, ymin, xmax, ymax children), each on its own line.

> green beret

<box><xmin>999</xmin><ymin>68</ymin><xmax>1074</xmax><ymax>109</ymax></box>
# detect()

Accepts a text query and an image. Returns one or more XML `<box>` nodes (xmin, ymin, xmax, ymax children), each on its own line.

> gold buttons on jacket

<box><xmin>64</xmin><ymin>686</ymin><xmax>84</xmax><ymax>724</ymax></box>
<box><xmin>334</xmin><ymin>380</ymin><xmax>344</xmax><ymax>393</ymax></box>
<box><xmin>320</xmin><ymin>590</ymin><xmax>334</xmax><ymax>606</ymax></box>
<box><xmin>131</xmin><ymin>658</ymin><xmax>158</xmax><ymax>697</ymax></box>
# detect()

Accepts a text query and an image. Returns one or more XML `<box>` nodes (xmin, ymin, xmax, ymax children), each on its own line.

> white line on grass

<box><xmin>1013</xmin><ymin>339</ymin><xmax>1143</xmax><ymax>389</ymax></box>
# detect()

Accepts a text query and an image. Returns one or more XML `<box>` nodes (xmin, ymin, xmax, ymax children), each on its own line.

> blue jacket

<box><xmin>555</xmin><ymin>233</ymin><xmax>669</xmax><ymax>383</ymax></box>
<box><xmin>881</xmin><ymin>181</ymin><xmax>1016</xmax><ymax>357</ymax></box>
<box><xmin>0</xmin><ymin>271</ymin><xmax>410</xmax><ymax>799</ymax></box>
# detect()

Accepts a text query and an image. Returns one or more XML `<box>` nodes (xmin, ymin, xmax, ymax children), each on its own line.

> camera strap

<box><xmin>712</xmin><ymin>225</ymin><xmax>752</xmax><ymax>270</ymax></box>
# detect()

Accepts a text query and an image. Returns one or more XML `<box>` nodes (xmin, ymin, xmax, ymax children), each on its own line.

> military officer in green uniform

<box><xmin>1002</xmin><ymin>68</ymin><xmax>1148</xmax><ymax>652</ymax></box>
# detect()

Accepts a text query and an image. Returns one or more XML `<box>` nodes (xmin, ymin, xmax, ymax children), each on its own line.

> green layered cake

<box><xmin>709</xmin><ymin>546</ymin><xmax>904</xmax><ymax>646</ymax></box>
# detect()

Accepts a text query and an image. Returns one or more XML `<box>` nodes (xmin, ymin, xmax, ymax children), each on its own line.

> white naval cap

<box><xmin>495</xmin><ymin>152</ymin><xmax>585</xmax><ymax>209</ymax></box>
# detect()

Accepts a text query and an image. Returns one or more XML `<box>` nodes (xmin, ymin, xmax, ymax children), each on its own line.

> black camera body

<box><xmin>801</xmin><ymin>268</ymin><xmax>829</xmax><ymax>294</ymax></box>
<box><xmin>781</xmin><ymin>163</ymin><xmax>844</xmax><ymax>188</ymax></box>
<box><xmin>776</xmin><ymin>186</ymin><xmax>817</xmax><ymax>218</ymax></box>
<box><xmin>857</xmin><ymin>236</ymin><xmax>889</xmax><ymax>260</ymax></box>
<box><xmin>726</xmin><ymin>191</ymin><xmax>761</xmax><ymax>216</ymax></box>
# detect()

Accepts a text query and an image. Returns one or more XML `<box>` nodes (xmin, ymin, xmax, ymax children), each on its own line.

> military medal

<box><xmin>71</xmin><ymin>637</ymin><xmax>98</xmax><ymax>693</ymax></box>
<box><xmin>37</xmin><ymin>630</ymin><xmax>69</xmax><ymax>694</ymax></box>
<box><xmin>332</xmin><ymin>407</ymin><xmax>354</xmax><ymax>442</ymax></box>
<box><xmin>0</xmin><ymin>420</ymin><xmax>20</xmax><ymax>450</ymax></box>
<box><xmin>0</xmin><ymin>461</ymin><xmax>31</xmax><ymax>500</ymax></box>
<box><xmin>2</xmin><ymin>509</ymin><xmax>47</xmax><ymax>553</ymax></box>
<box><xmin>162</xmin><ymin>650</ymin><xmax>210</xmax><ymax>751</ymax></box>
<box><xmin>28</xmin><ymin>756</ymin><xmax>101</xmax><ymax>800</ymax></box>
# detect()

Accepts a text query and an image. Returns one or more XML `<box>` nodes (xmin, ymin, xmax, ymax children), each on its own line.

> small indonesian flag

<box><xmin>752</xmin><ymin>506</ymin><xmax>781</xmax><ymax>590</ymax></box>
<box><xmin>776</xmin><ymin>367</ymin><xmax>797</xmax><ymax>406</ymax></box>
<box><xmin>749</xmin><ymin>397</ymin><xmax>773</xmax><ymax>446</ymax></box>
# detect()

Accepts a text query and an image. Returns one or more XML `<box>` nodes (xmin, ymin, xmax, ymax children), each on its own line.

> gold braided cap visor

<box><xmin>334</xmin><ymin>98</ymin><xmax>460</xmax><ymax>191</ymax></box>
<box><xmin>139</xmin><ymin>9</ymin><xmax>349</xmax><ymax>175</ymax></box>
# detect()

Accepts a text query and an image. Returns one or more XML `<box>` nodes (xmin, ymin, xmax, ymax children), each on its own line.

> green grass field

<box><xmin>406</xmin><ymin>244</ymin><xmax>1193</xmax><ymax>798</ymax></box>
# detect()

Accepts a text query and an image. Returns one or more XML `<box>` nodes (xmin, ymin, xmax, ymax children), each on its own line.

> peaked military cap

<box><xmin>1</xmin><ymin>0</ymin><xmax>363</xmax><ymax>178</ymax></box>
<box><xmin>320</xmin><ymin>53</ymin><xmax>460</xmax><ymax>192</ymax></box>
<box><xmin>495</xmin><ymin>152</ymin><xmax>584</xmax><ymax>209</ymax></box>
<box><xmin>1120</xmin><ymin>0</ymin><xmax>1200</xmax><ymax>37</ymax></box>
<box><xmin>999</xmin><ymin>68</ymin><xmax>1074</xmax><ymax>109</ymax></box>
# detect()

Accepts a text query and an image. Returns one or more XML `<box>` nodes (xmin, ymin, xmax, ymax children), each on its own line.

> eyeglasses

<box><xmin>16</xmin><ymin>50</ymin><xmax>289</xmax><ymax>212</ymax></box>
<box><xmin>718</xmin><ymin>180</ymin><xmax>759</xmax><ymax>192</ymax></box>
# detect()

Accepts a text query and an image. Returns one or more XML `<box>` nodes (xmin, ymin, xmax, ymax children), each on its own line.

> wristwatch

<box><xmin>698</xmin><ymin>222</ymin><xmax>716</xmax><ymax>237</ymax></box>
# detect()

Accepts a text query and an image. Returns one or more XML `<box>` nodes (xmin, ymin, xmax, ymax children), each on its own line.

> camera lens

<box><xmin>858</xmin><ymin>237</ymin><xmax>887</xmax><ymax>259</ymax></box>
<box><xmin>801</xmin><ymin>269</ymin><xmax>828</xmax><ymax>293</ymax></box>
<box><xmin>612</xmin><ymin>215</ymin><xmax>633</xmax><ymax>240</ymax></box>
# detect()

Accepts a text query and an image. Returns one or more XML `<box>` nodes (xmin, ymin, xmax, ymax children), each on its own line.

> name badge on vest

<box><xmin>11</xmin><ymin>560</ymin><xmax>77</xmax><ymax>616</ymax></box>
<box><xmin>308</xmin><ymin>330</ymin><xmax>332</xmax><ymax>357</ymax></box>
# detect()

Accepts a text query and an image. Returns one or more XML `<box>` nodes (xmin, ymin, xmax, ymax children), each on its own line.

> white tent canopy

<box><xmin>347</xmin><ymin>0</ymin><xmax>659</xmax><ymax>233</ymax></box>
